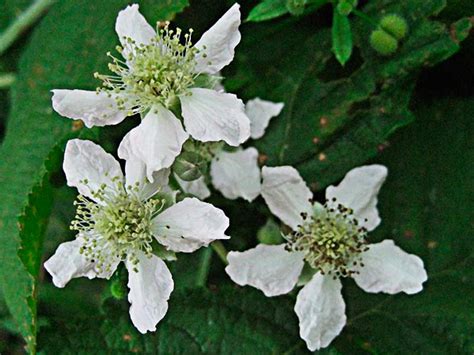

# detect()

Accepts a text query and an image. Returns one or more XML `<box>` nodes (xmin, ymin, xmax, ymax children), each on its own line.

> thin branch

<box><xmin>195</xmin><ymin>248</ymin><xmax>213</xmax><ymax>287</ymax></box>
<box><xmin>0</xmin><ymin>0</ymin><xmax>56</xmax><ymax>56</ymax></box>
<box><xmin>211</xmin><ymin>241</ymin><xmax>228</xmax><ymax>265</ymax></box>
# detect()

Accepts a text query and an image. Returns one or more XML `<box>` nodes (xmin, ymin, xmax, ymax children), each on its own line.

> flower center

<box><xmin>285</xmin><ymin>198</ymin><xmax>369</xmax><ymax>278</ymax></box>
<box><xmin>71</xmin><ymin>179</ymin><xmax>162</xmax><ymax>273</ymax></box>
<box><xmin>95</xmin><ymin>23</ymin><xmax>198</xmax><ymax>114</ymax></box>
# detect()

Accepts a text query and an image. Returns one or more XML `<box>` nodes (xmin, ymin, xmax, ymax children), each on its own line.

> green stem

<box><xmin>0</xmin><ymin>0</ymin><xmax>56</xmax><ymax>56</ymax></box>
<box><xmin>352</xmin><ymin>8</ymin><xmax>378</xmax><ymax>27</ymax></box>
<box><xmin>195</xmin><ymin>248</ymin><xmax>213</xmax><ymax>287</ymax></box>
<box><xmin>0</xmin><ymin>73</ymin><xmax>15</xmax><ymax>88</ymax></box>
<box><xmin>211</xmin><ymin>240</ymin><xmax>228</xmax><ymax>265</ymax></box>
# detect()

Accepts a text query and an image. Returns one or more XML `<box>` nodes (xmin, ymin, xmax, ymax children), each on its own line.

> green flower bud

<box><xmin>380</xmin><ymin>14</ymin><xmax>408</xmax><ymax>40</ymax></box>
<box><xmin>337</xmin><ymin>0</ymin><xmax>356</xmax><ymax>16</ymax></box>
<box><xmin>257</xmin><ymin>219</ymin><xmax>283</xmax><ymax>245</ymax></box>
<box><xmin>286</xmin><ymin>0</ymin><xmax>307</xmax><ymax>16</ymax></box>
<box><xmin>173</xmin><ymin>151</ymin><xmax>208</xmax><ymax>182</ymax></box>
<box><xmin>370</xmin><ymin>29</ymin><xmax>398</xmax><ymax>56</ymax></box>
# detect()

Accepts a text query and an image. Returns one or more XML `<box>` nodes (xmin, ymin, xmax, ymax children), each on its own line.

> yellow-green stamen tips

<box><xmin>285</xmin><ymin>198</ymin><xmax>369</xmax><ymax>278</ymax></box>
<box><xmin>95</xmin><ymin>22</ymin><xmax>199</xmax><ymax>115</ymax></box>
<box><xmin>71</xmin><ymin>178</ymin><xmax>163</xmax><ymax>273</ymax></box>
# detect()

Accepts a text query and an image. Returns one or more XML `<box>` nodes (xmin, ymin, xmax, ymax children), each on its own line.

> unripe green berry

<box><xmin>380</xmin><ymin>14</ymin><xmax>408</xmax><ymax>40</ymax></box>
<box><xmin>370</xmin><ymin>30</ymin><xmax>398</xmax><ymax>56</ymax></box>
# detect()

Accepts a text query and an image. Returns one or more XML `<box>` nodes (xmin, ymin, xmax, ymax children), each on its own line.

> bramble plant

<box><xmin>0</xmin><ymin>0</ymin><xmax>472</xmax><ymax>354</ymax></box>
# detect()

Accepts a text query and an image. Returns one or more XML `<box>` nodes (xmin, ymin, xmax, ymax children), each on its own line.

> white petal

<box><xmin>115</xmin><ymin>4</ymin><xmax>155</xmax><ymax>59</ymax></box>
<box><xmin>295</xmin><ymin>273</ymin><xmax>346</xmax><ymax>351</ymax></box>
<box><xmin>44</xmin><ymin>238</ymin><xmax>117</xmax><ymax>288</ymax></box>
<box><xmin>51</xmin><ymin>90</ymin><xmax>127</xmax><ymax>128</ymax></box>
<box><xmin>261</xmin><ymin>166</ymin><xmax>313</xmax><ymax>230</ymax></box>
<box><xmin>225</xmin><ymin>244</ymin><xmax>304</xmax><ymax>297</ymax></box>
<box><xmin>127</xmin><ymin>253</ymin><xmax>173</xmax><ymax>334</ymax></box>
<box><xmin>210</xmin><ymin>148</ymin><xmax>261</xmax><ymax>202</ymax></box>
<box><xmin>118</xmin><ymin>132</ymin><xmax>170</xmax><ymax>200</ymax></box>
<box><xmin>63</xmin><ymin>139</ymin><xmax>124</xmax><ymax>201</ymax></box>
<box><xmin>174</xmin><ymin>174</ymin><xmax>211</xmax><ymax>200</ymax></box>
<box><xmin>326</xmin><ymin>165</ymin><xmax>387</xmax><ymax>231</ymax></box>
<box><xmin>353</xmin><ymin>240</ymin><xmax>428</xmax><ymax>295</ymax></box>
<box><xmin>119</xmin><ymin>106</ymin><xmax>188</xmax><ymax>182</ymax></box>
<box><xmin>245</xmin><ymin>98</ymin><xmax>284</xmax><ymax>139</ymax></box>
<box><xmin>194</xmin><ymin>3</ymin><xmax>241</xmax><ymax>74</ymax></box>
<box><xmin>180</xmin><ymin>88</ymin><xmax>250</xmax><ymax>146</ymax></box>
<box><xmin>152</xmin><ymin>197</ymin><xmax>229</xmax><ymax>253</ymax></box>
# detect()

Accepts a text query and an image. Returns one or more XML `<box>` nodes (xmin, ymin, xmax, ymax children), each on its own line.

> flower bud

<box><xmin>173</xmin><ymin>151</ymin><xmax>208</xmax><ymax>181</ymax></box>
<box><xmin>286</xmin><ymin>0</ymin><xmax>307</xmax><ymax>16</ymax></box>
<box><xmin>370</xmin><ymin>29</ymin><xmax>398</xmax><ymax>56</ymax></box>
<box><xmin>337</xmin><ymin>0</ymin><xmax>357</xmax><ymax>16</ymax></box>
<box><xmin>380</xmin><ymin>14</ymin><xmax>408</xmax><ymax>40</ymax></box>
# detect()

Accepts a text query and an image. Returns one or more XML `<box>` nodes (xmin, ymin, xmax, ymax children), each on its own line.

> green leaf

<box><xmin>0</xmin><ymin>0</ymin><xmax>189</xmax><ymax>352</ymax></box>
<box><xmin>247</xmin><ymin>0</ymin><xmax>288</xmax><ymax>22</ymax></box>
<box><xmin>332</xmin><ymin>8</ymin><xmax>353</xmax><ymax>65</ymax></box>
<box><xmin>39</xmin><ymin>287</ymin><xmax>309</xmax><ymax>353</ymax></box>
<box><xmin>246</xmin><ymin>0</ymin><xmax>327</xmax><ymax>22</ymax></box>
<box><xmin>340</xmin><ymin>97</ymin><xmax>474</xmax><ymax>353</ymax></box>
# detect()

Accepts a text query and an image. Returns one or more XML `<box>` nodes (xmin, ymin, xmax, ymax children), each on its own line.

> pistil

<box><xmin>285</xmin><ymin>198</ymin><xmax>369</xmax><ymax>278</ymax></box>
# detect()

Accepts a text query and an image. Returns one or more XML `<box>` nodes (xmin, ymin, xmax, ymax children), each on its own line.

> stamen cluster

<box><xmin>71</xmin><ymin>178</ymin><xmax>162</xmax><ymax>273</ymax></box>
<box><xmin>95</xmin><ymin>23</ymin><xmax>198</xmax><ymax>114</ymax></box>
<box><xmin>285</xmin><ymin>198</ymin><xmax>369</xmax><ymax>278</ymax></box>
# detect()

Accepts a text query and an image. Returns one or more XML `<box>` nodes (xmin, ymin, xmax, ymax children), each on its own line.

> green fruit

<box><xmin>380</xmin><ymin>14</ymin><xmax>409</xmax><ymax>40</ymax></box>
<box><xmin>370</xmin><ymin>29</ymin><xmax>398</xmax><ymax>56</ymax></box>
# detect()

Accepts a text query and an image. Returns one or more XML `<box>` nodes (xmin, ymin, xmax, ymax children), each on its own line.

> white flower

<box><xmin>225</xmin><ymin>165</ymin><xmax>427</xmax><ymax>351</ymax></box>
<box><xmin>176</xmin><ymin>98</ymin><xmax>284</xmax><ymax>202</ymax></box>
<box><xmin>51</xmin><ymin>3</ymin><xmax>250</xmax><ymax>173</ymax></box>
<box><xmin>44</xmin><ymin>139</ymin><xmax>229</xmax><ymax>333</ymax></box>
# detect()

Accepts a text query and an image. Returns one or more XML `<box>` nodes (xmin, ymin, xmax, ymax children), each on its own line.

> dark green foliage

<box><xmin>39</xmin><ymin>287</ymin><xmax>305</xmax><ymax>354</ymax></box>
<box><xmin>340</xmin><ymin>97</ymin><xmax>474</xmax><ymax>353</ymax></box>
<box><xmin>0</xmin><ymin>0</ymin><xmax>189</xmax><ymax>352</ymax></box>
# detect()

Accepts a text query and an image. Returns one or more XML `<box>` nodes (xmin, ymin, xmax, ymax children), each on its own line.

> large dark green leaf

<box><xmin>0</xmin><ymin>1</ymin><xmax>189</xmax><ymax>352</ymax></box>
<box><xmin>39</xmin><ymin>287</ymin><xmax>306</xmax><ymax>354</ymax></box>
<box><xmin>228</xmin><ymin>0</ymin><xmax>470</xmax><ymax>189</ymax></box>
<box><xmin>339</xmin><ymin>97</ymin><xmax>474</xmax><ymax>353</ymax></box>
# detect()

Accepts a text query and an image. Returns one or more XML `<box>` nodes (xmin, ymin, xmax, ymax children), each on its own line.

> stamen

<box><xmin>285</xmin><ymin>198</ymin><xmax>368</xmax><ymax>278</ymax></box>
<box><xmin>71</xmin><ymin>178</ymin><xmax>165</xmax><ymax>273</ymax></box>
<box><xmin>95</xmin><ymin>22</ymin><xmax>199</xmax><ymax>114</ymax></box>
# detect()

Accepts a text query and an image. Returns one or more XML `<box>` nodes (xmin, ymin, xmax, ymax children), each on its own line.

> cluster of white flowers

<box><xmin>45</xmin><ymin>3</ymin><xmax>427</xmax><ymax>350</ymax></box>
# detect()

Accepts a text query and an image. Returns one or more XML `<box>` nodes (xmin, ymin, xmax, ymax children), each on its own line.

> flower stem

<box><xmin>211</xmin><ymin>240</ymin><xmax>228</xmax><ymax>265</ymax></box>
<box><xmin>0</xmin><ymin>73</ymin><xmax>15</xmax><ymax>89</ymax></box>
<box><xmin>0</xmin><ymin>0</ymin><xmax>56</xmax><ymax>56</ymax></box>
<box><xmin>195</xmin><ymin>248</ymin><xmax>213</xmax><ymax>287</ymax></box>
<box><xmin>352</xmin><ymin>8</ymin><xmax>378</xmax><ymax>27</ymax></box>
